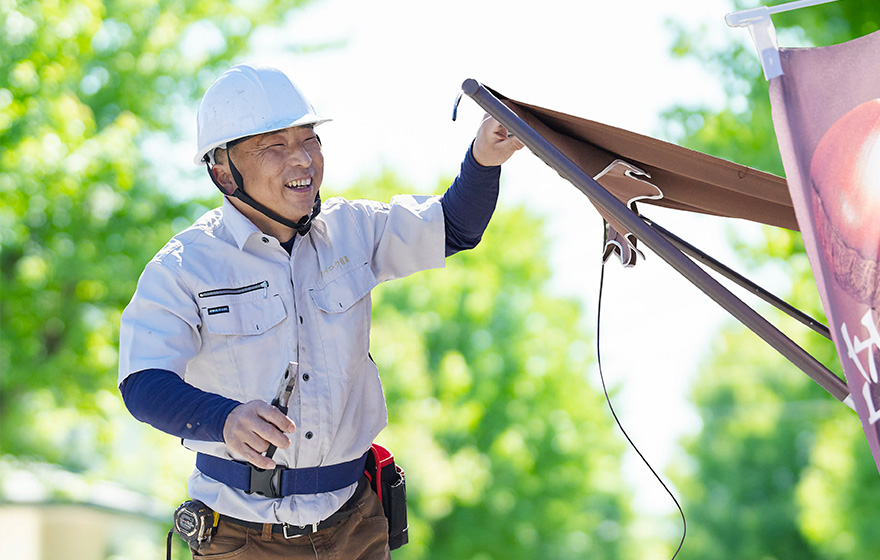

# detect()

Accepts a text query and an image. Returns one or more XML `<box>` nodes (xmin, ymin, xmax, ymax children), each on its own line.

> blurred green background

<box><xmin>1</xmin><ymin>0</ymin><xmax>879</xmax><ymax>558</ymax></box>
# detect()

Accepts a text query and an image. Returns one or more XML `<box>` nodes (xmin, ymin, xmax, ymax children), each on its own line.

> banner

<box><xmin>769</xmin><ymin>30</ymin><xmax>880</xmax><ymax>469</ymax></box>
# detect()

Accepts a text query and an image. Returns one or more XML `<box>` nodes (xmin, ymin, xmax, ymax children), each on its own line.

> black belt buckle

<box><xmin>249</xmin><ymin>465</ymin><xmax>283</xmax><ymax>498</ymax></box>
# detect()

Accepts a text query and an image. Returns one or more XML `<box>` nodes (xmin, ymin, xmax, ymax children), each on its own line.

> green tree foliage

<box><xmin>664</xmin><ymin>2</ymin><xmax>880</xmax><ymax>558</ymax></box>
<box><xmin>2</xmin><ymin>2</ymin><xmax>634</xmax><ymax>557</ymax></box>
<box><xmin>340</xmin><ymin>172</ymin><xmax>632</xmax><ymax>560</ymax></box>
<box><xmin>676</xmin><ymin>321</ymin><xmax>840</xmax><ymax>559</ymax></box>
<box><xmin>0</xmin><ymin>0</ymin><xmax>311</xmax><ymax>473</ymax></box>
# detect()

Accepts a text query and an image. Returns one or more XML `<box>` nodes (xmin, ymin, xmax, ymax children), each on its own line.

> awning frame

<box><xmin>641</xmin><ymin>214</ymin><xmax>832</xmax><ymax>340</ymax></box>
<box><xmin>460</xmin><ymin>79</ymin><xmax>851</xmax><ymax>405</ymax></box>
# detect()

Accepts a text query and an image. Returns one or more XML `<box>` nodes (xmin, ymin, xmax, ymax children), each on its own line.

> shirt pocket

<box><xmin>200</xmin><ymin>282</ymin><xmax>286</xmax><ymax>336</ymax></box>
<box><xmin>310</xmin><ymin>263</ymin><xmax>377</xmax><ymax>314</ymax></box>
<box><xmin>308</xmin><ymin>262</ymin><xmax>378</xmax><ymax>377</ymax></box>
<box><xmin>197</xmin><ymin>283</ymin><xmax>289</xmax><ymax>399</ymax></box>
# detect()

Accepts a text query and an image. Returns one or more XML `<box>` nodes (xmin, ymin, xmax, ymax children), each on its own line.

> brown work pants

<box><xmin>192</xmin><ymin>486</ymin><xmax>390</xmax><ymax>559</ymax></box>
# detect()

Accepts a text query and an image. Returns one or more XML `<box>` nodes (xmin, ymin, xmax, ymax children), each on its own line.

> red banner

<box><xmin>769</xmin><ymin>30</ymin><xmax>880</xmax><ymax>469</ymax></box>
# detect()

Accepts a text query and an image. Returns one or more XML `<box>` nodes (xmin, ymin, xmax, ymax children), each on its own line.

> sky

<box><xmin>177</xmin><ymin>0</ymin><xmax>788</xmax><ymax>516</ymax></box>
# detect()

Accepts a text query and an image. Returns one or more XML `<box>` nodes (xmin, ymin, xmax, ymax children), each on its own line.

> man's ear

<box><xmin>210</xmin><ymin>162</ymin><xmax>236</xmax><ymax>195</ymax></box>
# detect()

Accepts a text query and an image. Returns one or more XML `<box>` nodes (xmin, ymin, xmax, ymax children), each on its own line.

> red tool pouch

<box><xmin>364</xmin><ymin>443</ymin><xmax>408</xmax><ymax>550</ymax></box>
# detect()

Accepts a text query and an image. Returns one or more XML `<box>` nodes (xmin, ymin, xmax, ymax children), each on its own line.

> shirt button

<box><xmin>261</xmin><ymin>237</ymin><xmax>269</xmax><ymax>243</ymax></box>
<box><xmin>305</xmin><ymin>431</ymin><xmax>314</xmax><ymax>440</ymax></box>
<box><xmin>302</xmin><ymin>373</ymin><xmax>310</xmax><ymax>381</ymax></box>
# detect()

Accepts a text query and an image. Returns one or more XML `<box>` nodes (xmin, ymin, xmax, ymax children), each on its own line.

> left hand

<box><xmin>472</xmin><ymin>114</ymin><xmax>525</xmax><ymax>167</ymax></box>
<box><xmin>223</xmin><ymin>400</ymin><xmax>296</xmax><ymax>469</ymax></box>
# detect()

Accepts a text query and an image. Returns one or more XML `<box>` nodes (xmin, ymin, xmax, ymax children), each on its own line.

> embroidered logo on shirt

<box><xmin>320</xmin><ymin>256</ymin><xmax>350</xmax><ymax>277</ymax></box>
<box><xmin>207</xmin><ymin>306</ymin><xmax>230</xmax><ymax>315</ymax></box>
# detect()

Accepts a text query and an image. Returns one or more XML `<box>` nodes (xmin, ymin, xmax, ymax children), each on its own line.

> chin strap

<box><xmin>205</xmin><ymin>153</ymin><xmax>321</xmax><ymax>237</ymax></box>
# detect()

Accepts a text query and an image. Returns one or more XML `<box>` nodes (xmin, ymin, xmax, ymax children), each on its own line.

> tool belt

<box><xmin>195</xmin><ymin>450</ymin><xmax>369</xmax><ymax>498</ymax></box>
<box><xmin>174</xmin><ymin>445</ymin><xmax>408</xmax><ymax>553</ymax></box>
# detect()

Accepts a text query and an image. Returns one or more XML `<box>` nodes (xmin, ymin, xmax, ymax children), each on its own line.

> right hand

<box><xmin>222</xmin><ymin>400</ymin><xmax>296</xmax><ymax>469</ymax></box>
<box><xmin>471</xmin><ymin>113</ymin><xmax>525</xmax><ymax>167</ymax></box>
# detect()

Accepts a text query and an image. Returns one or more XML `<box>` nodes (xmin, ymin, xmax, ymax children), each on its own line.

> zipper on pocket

<box><xmin>199</xmin><ymin>280</ymin><xmax>269</xmax><ymax>298</ymax></box>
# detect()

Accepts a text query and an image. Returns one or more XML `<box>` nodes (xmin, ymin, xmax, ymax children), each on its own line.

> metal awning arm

<box><xmin>459</xmin><ymin>79</ymin><xmax>849</xmax><ymax>404</ymax></box>
<box><xmin>642</xmin><ymin>215</ymin><xmax>832</xmax><ymax>340</ymax></box>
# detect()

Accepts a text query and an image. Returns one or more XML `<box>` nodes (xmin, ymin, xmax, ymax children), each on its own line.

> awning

<box><xmin>484</xmin><ymin>87</ymin><xmax>803</xmax><ymax>268</ymax></box>
<box><xmin>499</xmin><ymin>90</ymin><xmax>799</xmax><ymax>232</ymax></box>
<box><xmin>457</xmin><ymin>79</ymin><xmax>850</xmax><ymax>408</ymax></box>
<box><xmin>462</xmin><ymin>26</ymin><xmax>880</xmax><ymax>475</ymax></box>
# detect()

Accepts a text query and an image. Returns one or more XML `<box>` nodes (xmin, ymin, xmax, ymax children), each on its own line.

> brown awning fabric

<box><xmin>493</xmin><ymin>90</ymin><xmax>799</xmax><ymax>256</ymax></box>
<box><xmin>460</xmin><ymin>80</ymin><xmax>850</xmax><ymax>404</ymax></box>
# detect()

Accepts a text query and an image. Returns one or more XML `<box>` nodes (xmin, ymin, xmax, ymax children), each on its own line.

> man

<box><xmin>118</xmin><ymin>63</ymin><xmax>522</xmax><ymax>559</ymax></box>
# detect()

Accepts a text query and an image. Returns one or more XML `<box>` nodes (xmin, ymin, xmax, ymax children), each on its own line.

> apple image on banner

<box><xmin>811</xmin><ymin>99</ymin><xmax>880</xmax><ymax>306</ymax></box>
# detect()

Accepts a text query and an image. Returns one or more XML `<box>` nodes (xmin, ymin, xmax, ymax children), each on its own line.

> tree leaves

<box><xmin>0</xmin><ymin>0</ymin><xmax>306</xmax><ymax>469</ymax></box>
<box><xmin>2</xmin><ymin>3</ymin><xmax>634</xmax><ymax>558</ymax></box>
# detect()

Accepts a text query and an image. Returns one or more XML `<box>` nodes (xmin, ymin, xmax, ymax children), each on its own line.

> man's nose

<box><xmin>287</xmin><ymin>143</ymin><xmax>312</xmax><ymax>166</ymax></box>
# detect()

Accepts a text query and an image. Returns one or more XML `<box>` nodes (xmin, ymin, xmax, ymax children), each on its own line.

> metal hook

<box><xmin>451</xmin><ymin>90</ymin><xmax>464</xmax><ymax>121</ymax></box>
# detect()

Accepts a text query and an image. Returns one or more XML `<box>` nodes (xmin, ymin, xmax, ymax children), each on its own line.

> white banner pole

<box><xmin>725</xmin><ymin>0</ymin><xmax>839</xmax><ymax>80</ymax></box>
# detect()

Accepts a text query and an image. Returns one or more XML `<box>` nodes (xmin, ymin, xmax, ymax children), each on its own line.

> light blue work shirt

<box><xmin>118</xmin><ymin>195</ymin><xmax>445</xmax><ymax>524</ymax></box>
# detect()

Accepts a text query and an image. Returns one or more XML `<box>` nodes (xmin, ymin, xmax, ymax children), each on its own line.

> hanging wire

<box><xmin>595</xmin><ymin>234</ymin><xmax>687</xmax><ymax>558</ymax></box>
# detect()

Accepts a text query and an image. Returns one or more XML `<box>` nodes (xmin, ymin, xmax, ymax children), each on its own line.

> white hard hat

<box><xmin>194</xmin><ymin>63</ymin><xmax>330</xmax><ymax>165</ymax></box>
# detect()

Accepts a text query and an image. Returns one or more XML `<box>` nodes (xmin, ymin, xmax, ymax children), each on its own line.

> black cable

<box><xmin>595</xmin><ymin>256</ymin><xmax>686</xmax><ymax>559</ymax></box>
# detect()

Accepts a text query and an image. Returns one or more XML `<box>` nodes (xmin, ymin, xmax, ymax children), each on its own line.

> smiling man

<box><xmin>117</xmin><ymin>63</ymin><xmax>522</xmax><ymax>560</ymax></box>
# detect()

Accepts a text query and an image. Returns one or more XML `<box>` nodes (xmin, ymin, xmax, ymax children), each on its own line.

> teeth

<box><xmin>285</xmin><ymin>178</ymin><xmax>311</xmax><ymax>188</ymax></box>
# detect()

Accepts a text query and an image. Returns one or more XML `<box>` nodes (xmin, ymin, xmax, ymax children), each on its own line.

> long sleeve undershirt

<box><xmin>120</xmin><ymin>369</ymin><xmax>239</xmax><ymax>442</ymax></box>
<box><xmin>120</xmin><ymin>145</ymin><xmax>501</xmax><ymax>442</ymax></box>
<box><xmin>441</xmin><ymin>143</ymin><xmax>501</xmax><ymax>256</ymax></box>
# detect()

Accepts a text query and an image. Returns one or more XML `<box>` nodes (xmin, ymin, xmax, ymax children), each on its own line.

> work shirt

<box><xmin>118</xmin><ymin>194</ymin><xmax>445</xmax><ymax>525</ymax></box>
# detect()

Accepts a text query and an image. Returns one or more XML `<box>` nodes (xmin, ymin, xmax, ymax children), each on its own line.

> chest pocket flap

<box><xmin>202</xmin><ymin>293</ymin><xmax>287</xmax><ymax>335</ymax></box>
<box><xmin>309</xmin><ymin>262</ymin><xmax>378</xmax><ymax>313</ymax></box>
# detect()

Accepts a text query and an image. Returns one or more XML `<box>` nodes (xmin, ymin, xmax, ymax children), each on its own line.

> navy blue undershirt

<box><xmin>120</xmin><ymin>369</ymin><xmax>240</xmax><ymax>441</ymax></box>
<box><xmin>120</xmin><ymin>145</ymin><xmax>500</xmax><ymax>442</ymax></box>
<box><xmin>440</xmin><ymin>143</ymin><xmax>500</xmax><ymax>257</ymax></box>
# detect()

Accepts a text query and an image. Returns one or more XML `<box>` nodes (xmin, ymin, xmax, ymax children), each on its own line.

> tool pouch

<box><xmin>365</xmin><ymin>443</ymin><xmax>408</xmax><ymax>550</ymax></box>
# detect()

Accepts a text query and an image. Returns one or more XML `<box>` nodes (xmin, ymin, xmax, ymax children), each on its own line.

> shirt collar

<box><xmin>222</xmin><ymin>197</ymin><xmax>263</xmax><ymax>250</ymax></box>
<box><xmin>221</xmin><ymin>196</ymin><xmax>327</xmax><ymax>250</ymax></box>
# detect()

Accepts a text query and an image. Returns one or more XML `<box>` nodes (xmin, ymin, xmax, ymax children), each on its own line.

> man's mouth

<box><xmin>285</xmin><ymin>178</ymin><xmax>312</xmax><ymax>192</ymax></box>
